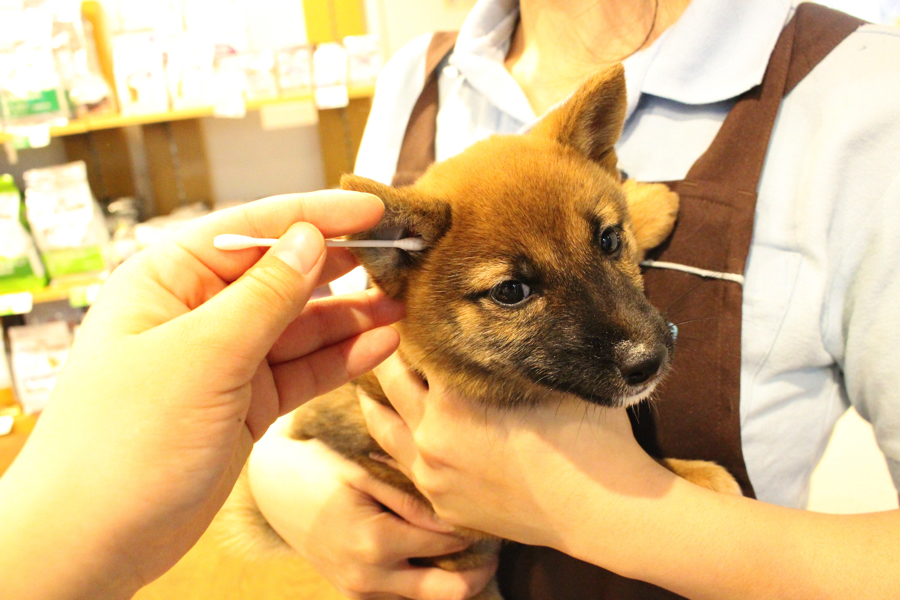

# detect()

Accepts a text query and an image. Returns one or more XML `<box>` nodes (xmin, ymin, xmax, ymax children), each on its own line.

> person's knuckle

<box><xmin>245</xmin><ymin>261</ymin><xmax>300</xmax><ymax>305</ymax></box>
<box><xmin>352</xmin><ymin>534</ymin><xmax>387</xmax><ymax>566</ymax></box>
<box><xmin>338</xmin><ymin>565</ymin><xmax>373</xmax><ymax>594</ymax></box>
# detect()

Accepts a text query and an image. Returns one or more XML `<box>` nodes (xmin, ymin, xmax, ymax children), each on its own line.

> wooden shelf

<box><xmin>1</xmin><ymin>86</ymin><xmax>375</xmax><ymax>142</ymax></box>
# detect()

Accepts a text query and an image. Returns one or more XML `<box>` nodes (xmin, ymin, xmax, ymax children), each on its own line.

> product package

<box><xmin>216</xmin><ymin>49</ymin><xmax>278</xmax><ymax>102</ymax></box>
<box><xmin>275</xmin><ymin>45</ymin><xmax>313</xmax><ymax>95</ymax></box>
<box><xmin>0</xmin><ymin>1</ymin><xmax>69</xmax><ymax>138</ymax></box>
<box><xmin>111</xmin><ymin>30</ymin><xmax>169</xmax><ymax>115</ymax></box>
<box><xmin>312</xmin><ymin>42</ymin><xmax>349</xmax><ymax>109</ymax></box>
<box><xmin>8</xmin><ymin>320</ymin><xmax>72</xmax><ymax>414</ymax></box>
<box><xmin>52</xmin><ymin>1</ymin><xmax>116</xmax><ymax>118</ymax></box>
<box><xmin>344</xmin><ymin>34</ymin><xmax>382</xmax><ymax>87</ymax></box>
<box><xmin>106</xmin><ymin>196</ymin><xmax>139</xmax><ymax>265</ymax></box>
<box><xmin>165</xmin><ymin>32</ymin><xmax>215</xmax><ymax>109</ymax></box>
<box><xmin>0</xmin><ymin>174</ymin><xmax>47</xmax><ymax>294</ymax></box>
<box><xmin>23</xmin><ymin>161</ymin><xmax>110</xmax><ymax>279</ymax></box>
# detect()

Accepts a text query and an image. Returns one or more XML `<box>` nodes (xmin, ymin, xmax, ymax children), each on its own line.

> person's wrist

<box><xmin>541</xmin><ymin>449</ymin><xmax>679</xmax><ymax>577</ymax></box>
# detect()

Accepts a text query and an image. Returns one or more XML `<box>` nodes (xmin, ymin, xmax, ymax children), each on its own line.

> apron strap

<box><xmin>392</xmin><ymin>31</ymin><xmax>458</xmax><ymax>186</ymax></box>
<box><xmin>686</xmin><ymin>3</ymin><xmax>864</xmax><ymax>193</ymax></box>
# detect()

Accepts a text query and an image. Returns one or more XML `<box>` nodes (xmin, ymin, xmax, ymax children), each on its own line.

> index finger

<box><xmin>372</xmin><ymin>353</ymin><xmax>430</xmax><ymax>424</ymax></box>
<box><xmin>175</xmin><ymin>190</ymin><xmax>384</xmax><ymax>282</ymax></box>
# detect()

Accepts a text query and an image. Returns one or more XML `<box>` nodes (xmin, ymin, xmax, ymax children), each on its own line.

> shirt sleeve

<box><xmin>829</xmin><ymin>169</ymin><xmax>900</xmax><ymax>491</ymax></box>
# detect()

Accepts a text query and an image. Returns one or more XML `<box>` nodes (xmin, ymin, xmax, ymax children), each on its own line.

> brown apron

<box><xmin>388</xmin><ymin>4</ymin><xmax>863</xmax><ymax>598</ymax></box>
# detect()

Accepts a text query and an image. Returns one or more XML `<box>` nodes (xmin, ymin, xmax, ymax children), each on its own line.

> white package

<box><xmin>8</xmin><ymin>321</ymin><xmax>72</xmax><ymax>414</ymax></box>
<box><xmin>165</xmin><ymin>32</ymin><xmax>215</xmax><ymax>109</ymax></box>
<box><xmin>111</xmin><ymin>30</ymin><xmax>169</xmax><ymax>115</ymax></box>
<box><xmin>344</xmin><ymin>34</ymin><xmax>382</xmax><ymax>87</ymax></box>
<box><xmin>313</xmin><ymin>42</ymin><xmax>349</xmax><ymax>109</ymax></box>
<box><xmin>24</xmin><ymin>161</ymin><xmax>110</xmax><ymax>278</ymax></box>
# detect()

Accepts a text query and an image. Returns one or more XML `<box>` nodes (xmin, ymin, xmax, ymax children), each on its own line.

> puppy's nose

<box><xmin>617</xmin><ymin>345</ymin><xmax>667</xmax><ymax>386</ymax></box>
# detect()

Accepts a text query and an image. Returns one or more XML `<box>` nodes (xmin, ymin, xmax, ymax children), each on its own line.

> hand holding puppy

<box><xmin>360</xmin><ymin>353</ymin><xmax>675</xmax><ymax>554</ymax></box>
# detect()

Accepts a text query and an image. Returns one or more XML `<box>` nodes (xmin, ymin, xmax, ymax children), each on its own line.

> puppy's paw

<box><xmin>623</xmin><ymin>180</ymin><xmax>680</xmax><ymax>256</ymax></box>
<box><xmin>660</xmin><ymin>458</ymin><xmax>743</xmax><ymax>496</ymax></box>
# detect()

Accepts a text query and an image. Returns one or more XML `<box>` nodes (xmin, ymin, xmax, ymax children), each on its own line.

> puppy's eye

<box><xmin>599</xmin><ymin>226</ymin><xmax>622</xmax><ymax>256</ymax></box>
<box><xmin>490</xmin><ymin>280</ymin><xmax>531</xmax><ymax>306</ymax></box>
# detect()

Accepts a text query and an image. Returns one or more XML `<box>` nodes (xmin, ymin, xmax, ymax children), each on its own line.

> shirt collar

<box><xmin>637</xmin><ymin>0</ymin><xmax>794</xmax><ymax>105</ymax></box>
<box><xmin>449</xmin><ymin>0</ymin><xmax>795</xmax><ymax>124</ymax></box>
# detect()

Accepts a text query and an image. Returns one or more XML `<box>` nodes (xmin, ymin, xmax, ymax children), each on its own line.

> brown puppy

<box><xmin>223</xmin><ymin>64</ymin><xmax>740</xmax><ymax>599</ymax></box>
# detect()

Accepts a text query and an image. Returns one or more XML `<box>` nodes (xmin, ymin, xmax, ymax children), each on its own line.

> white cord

<box><xmin>640</xmin><ymin>260</ymin><xmax>744</xmax><ymax>285</ymax></box>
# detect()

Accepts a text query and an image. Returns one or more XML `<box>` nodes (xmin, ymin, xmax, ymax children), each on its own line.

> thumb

<box><xmin>190</xmin><ymin>221</ymin><xmax>326</xmax><ymax>368</ymax></box>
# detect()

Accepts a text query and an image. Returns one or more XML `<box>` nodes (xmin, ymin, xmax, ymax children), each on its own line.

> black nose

<box><xmin>618</xmin><ymin>346</ymin><xmax>667</xmax><ymax>386</ymax></box>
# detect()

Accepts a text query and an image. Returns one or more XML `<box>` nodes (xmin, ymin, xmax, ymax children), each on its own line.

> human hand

<box><xmin>0</xmin><ymin>191</ymin><xmax>404</xmax><ymax>600</ymax></box>
<box><xmin>248</xmin><ymin>428</ymin><xmax>498</xmax><ymax>600</ymax></box>
<box><xmin>359</xmin><ymin>353</ymin><xmax>674</xmax><ymax>553</ymax></box>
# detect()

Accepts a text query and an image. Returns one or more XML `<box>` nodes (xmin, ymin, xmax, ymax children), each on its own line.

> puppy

<box><xmin>223</xmin><ymin>64</ymin><xmax>740</xmax><ymax>600</ymax></box>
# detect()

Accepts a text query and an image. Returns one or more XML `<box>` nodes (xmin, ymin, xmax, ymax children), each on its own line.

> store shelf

<box><xmin>0</xmin><ymin>413</ymin><xmax>36</xmax><ymax>476</ymax></box>
<box><xmin>0</xmin><ymin>86</ymin><xmax>375</xmax><ymax>142</ymax></box>
<box><xmin>0</xmin><ymin>273</ymin><xmax>106</xmax><ymax>316</ymax></box>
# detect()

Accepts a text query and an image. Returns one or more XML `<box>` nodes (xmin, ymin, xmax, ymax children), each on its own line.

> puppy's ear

<box><xmin>341</xmin><ymin>174</ymin><xmax>451</xmax><ymax>298</ymax></box>
<box><xmin>529</xmin><ymin>63</ymin><xmax>626</xmax><ymax>176</ymax></box>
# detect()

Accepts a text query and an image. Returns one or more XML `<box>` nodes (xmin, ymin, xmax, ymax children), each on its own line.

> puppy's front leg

<box><xmin>623</xmin><ymin>180</ymin><xmax>680</xmax><ymax>259</ymax></box>
<box><xmin>659</xmin><ymin>458</ymin><xmax>743</xmax><ymax>496</ymax></box>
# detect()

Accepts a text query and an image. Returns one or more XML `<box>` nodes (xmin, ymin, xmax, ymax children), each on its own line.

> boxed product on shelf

<box><xmin>0</xmin><ymin>174</ymin><xmax>47</xmax><ymax>294</ymax></box>
<box><xmin>23</xmin><ymin>161</ymin><xmax>110</xmax><ymax>280</ymax></box>
<box><xmin>53</xmin><ymin>0</ymin><xmax>116</xmax><ymax>118</ymax></box>
<box><xmin>275</xmin><ymin>45</ymin><xmax>314</xmax><ymax>94</ymax></box>
<box><xmin>0</xmin><ymin>2</ymin><xmax>69</xmax><ymax>129</ymax></box>
<box><xmin>7</xmin><ymin>320</ymin><xmax>72</xmax><ymax>415</ymax></box>
<box><xmin>215</xmin><ymin>49</ymin><xmax>278</xmax><ymax>102</ymax></box>
<box><xmin>165</xmin><ymin>32</ymin><xmax>216</xmax><ymax>110</ymax></box>
<box><xmin>344</xmin><ymin>34</ymin><xmax>382</xmax><ymax>87</ymax></box>
<box><xmin>312</xmin><ymin>42</ymin><xmax>349</xmax><ymax>109</ymax></box>
<box><xmin>111</xmin><ymin>30</ymin><xmax>169</xmax><ymax>115</ymax></box>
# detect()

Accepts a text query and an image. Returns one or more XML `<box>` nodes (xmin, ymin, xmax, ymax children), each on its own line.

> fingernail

<box><xmin>274</xmin><ymin>223</ymin><xmax>324</xmax><ymax>274</ymax></box>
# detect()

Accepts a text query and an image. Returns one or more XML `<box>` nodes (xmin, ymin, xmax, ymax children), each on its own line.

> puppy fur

<box><xmin>222</xmin><ymin>64</ymin><xmax>740</xmax><ymax>600</ymax></box>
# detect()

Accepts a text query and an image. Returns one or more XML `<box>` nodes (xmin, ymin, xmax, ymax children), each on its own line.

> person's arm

<box><xmin>361</xmin><ymin>353</ymin><xmax>900</xmax><ymax>600</ymax></box>
<box><xmin>0</xmin><ymin>190</ymin><xmax>403</xmax><ymax>600</ymax></box>
<box><xmin>248</xmin><ymin>417</ymin><xmax>497</xmax><ymax>600</ymax></box>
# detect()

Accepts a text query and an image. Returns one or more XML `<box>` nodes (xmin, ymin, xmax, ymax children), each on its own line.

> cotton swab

<box><xmin>213</xmin><ymin>233</ymin><xmax>427</xmax><ymax>252</ymax></box>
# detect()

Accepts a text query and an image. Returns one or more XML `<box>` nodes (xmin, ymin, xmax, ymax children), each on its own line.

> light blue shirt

<box><xmin>353</xmin><ymin>0</ymin><xmax>900</xmax><ymax>508</ymax></box>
